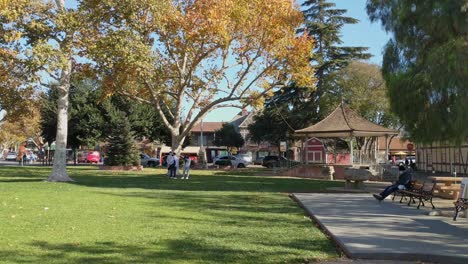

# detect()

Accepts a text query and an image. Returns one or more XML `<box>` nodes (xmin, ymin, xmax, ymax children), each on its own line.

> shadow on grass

<box><xmin>0</xmin><ymin>237</ymin><xmax>331</xmax><ymax>264</ymax></box>
<box><xmin>70</xmin><ymin>173</ymin><xmax>342</xmax><ymax>193</ymax></box>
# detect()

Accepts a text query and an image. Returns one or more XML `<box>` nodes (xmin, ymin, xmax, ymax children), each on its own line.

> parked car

<box><xmin>262</xmin><ymin>155</ymin><xmax>298</xmax><ymax>168</ymax></box>
<box><xmin>253</xmin><ymin>156</ymin><xmax>265</xmax><ymax>165</ymax></box>
<box><xmin>214</xmin><ymin>155</ymin><xmax>250</xmax><ymax>168</ymax></box>
<box><xmin>5</xmin><ymin>152</ymin><xmax>17</xmax><ymax>161</ymax></box>
<box><xmin>236</xmin><ymin>153</ymin><xmax>252</xmax><ymax>163</ymax></box>
<box><xmin>140</xmin><ymin>153</ymin><xmax>160</xmax><ymax>167</ymax></box>
<box><xmin>77</xmin><ymin>151</ymin><xmax>88</xmax><ymax>163</ymax></box>
<box><xmin>87</xmin><ymin>151</ymin><xmax>101</xmax><ymax>163</ymax></box>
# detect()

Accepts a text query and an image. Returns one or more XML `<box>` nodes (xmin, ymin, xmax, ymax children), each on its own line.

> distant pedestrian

<box><xmin>173</xmin><ymin>153</ymin><xmax>180</xmax><ymax>178</ymax></box>
<box><xmin>37</xmin><ymin>146</ymin><xmax>46</xmax><ymax>165</ymax></box>
<box><xmin>17</xmin><ymin>142</ymin><xmax>27</xmax><ymax>165</ymax></box>
<box><xmin>182</xmin><ymin>156</ymin><xmax>191</xmax><ymax>179</ymax></box>
<box><xmin>166</xmin><ymin>152</ymin><xmax>175</xmax><ymax>178</ymax></box>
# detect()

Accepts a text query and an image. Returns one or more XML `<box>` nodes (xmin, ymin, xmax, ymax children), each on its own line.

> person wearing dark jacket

<box><xmin>373</xmin><ymin>165</ymin><xmax>413</xmax><ymax>201</ymax></box>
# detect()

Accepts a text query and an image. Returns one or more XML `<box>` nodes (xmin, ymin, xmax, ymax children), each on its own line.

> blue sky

<box><xmin>205</xmin><ymin>0</ymin><xmax>390</xmax><ymax>122</ymax></box>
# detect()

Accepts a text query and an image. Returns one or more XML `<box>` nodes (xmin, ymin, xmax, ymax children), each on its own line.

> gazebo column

<box><xmin>305</xmin><ymin>135</ymin><xmax>309</xmax><ymax>164</ymax></box>
<box><xmin>350</xmin><ymin>137</ymin><xmax>354</xmax><ymax>166</ymax></box>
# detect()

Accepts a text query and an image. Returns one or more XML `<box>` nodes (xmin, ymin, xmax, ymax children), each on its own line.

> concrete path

<box><xmin>293</xmin><ymin>193</ymin><xmax>468</xmax><ymax>264</ymax></box>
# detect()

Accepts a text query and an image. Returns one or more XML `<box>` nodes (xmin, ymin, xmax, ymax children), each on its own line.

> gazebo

<box><xmin>294</xmin><ymin>103</ymin><xmax>399</xmax><ymax>165</ymax></box>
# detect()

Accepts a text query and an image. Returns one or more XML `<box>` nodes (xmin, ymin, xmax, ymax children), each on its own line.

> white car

<box><xmin>236</xmin><ymin>153</ymin><xmax>252</xmax><ymax>163</ymax></box>
<box><xmin>5</xmin><ymin>152</ymin><xmax>17</xmax><ymax>161</ymax></box>
<box><xmin>140</xmin><ymin>153</ymin><xmax>160</xmax><ymax>167</ymax></box>
<box><xmin>214</xmin><ymin>155</ymin><xmax>250</xmax><ymax>168</ymax></box>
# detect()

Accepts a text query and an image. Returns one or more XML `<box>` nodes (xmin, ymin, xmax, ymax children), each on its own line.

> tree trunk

<box><xmin>47</xmin><ymin>61</ymin><xmax>73</xmax><ymax>182</ymax></box>
<box><xmin>170</xmin><ymin>133</ymin><xmax>186</xmax><ymax>156</ymax></box>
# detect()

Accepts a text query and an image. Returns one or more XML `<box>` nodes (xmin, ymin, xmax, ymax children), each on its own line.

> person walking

<box><xmin>182</xmin><ymin>156</ymin><xmax>191</xmax><ymax>179</ymax></box>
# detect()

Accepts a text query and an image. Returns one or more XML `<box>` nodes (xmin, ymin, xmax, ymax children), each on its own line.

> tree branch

<box><xmin>117</xmin><ymin>91</ymin><xmax>152</xmax><ymax>105</ymax></box>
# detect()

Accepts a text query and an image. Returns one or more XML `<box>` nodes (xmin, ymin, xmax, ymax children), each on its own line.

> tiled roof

<box><xmin>295</xmin><ymin>103</ymin><xmax>399</xmax><ymax>137</ymax></box>
<box><xmin>190</xmin><ymin>122</ymin><xmax>224</xmax><ymax>132</ymax></box>
<box><xmin>378</xmin><ymin>137</ymin><xmax>413</xmax><ymax>150</ymax></box>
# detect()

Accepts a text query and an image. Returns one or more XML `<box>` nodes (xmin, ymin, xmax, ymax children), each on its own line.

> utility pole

<box><xmin>200</xmin><ymin>119</ymin><xmax>207</xmax><ymax>168</ymax></box>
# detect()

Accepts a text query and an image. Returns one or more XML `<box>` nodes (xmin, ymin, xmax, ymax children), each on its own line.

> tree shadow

<box><xmin>68</xmin><ymin>172</ymin><xmax>342</xmax><ymax>193</ymax></box>
<box><xmin>0</xmin><ymin>236</ymin><xmax>332</xmax><ymax>264</ymax></box>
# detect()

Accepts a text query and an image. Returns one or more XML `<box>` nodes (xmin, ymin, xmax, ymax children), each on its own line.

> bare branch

<box><xmin>117</xmin><ymin>91</ymin><xmax>152</xmax><ymax>104</ymax></box>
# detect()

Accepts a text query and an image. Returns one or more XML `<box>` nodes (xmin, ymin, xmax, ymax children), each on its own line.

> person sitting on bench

<box><xmin>373</xmin><ymin>165</ymin><xmax>413</xmax><ymax>201</ymax></box>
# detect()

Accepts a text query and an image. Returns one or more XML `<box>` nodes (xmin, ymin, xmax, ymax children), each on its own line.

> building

<box><xmin>188</xmin><ymin>110</ymin><xmax>278</xmax><ymax>162</ymax></box>
<box><xmin>190</xmin><ymin>121</ymin><xmax>225</xmax><ymax>163</ymax></box>
<box><xmin>416</xmin><ymin>143</ymin><xmax>468</xmax><ymax>176</ymax></box>
<box><xmin>377</xmin><ymin>137</ymin><xmax>415</xmax><ymax>162</ymax></box>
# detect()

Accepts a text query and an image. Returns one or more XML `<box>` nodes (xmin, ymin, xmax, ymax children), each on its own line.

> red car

<box><xmin>87</xmin><ymin>151</ymin><xmax>101</xmax><ymax>163</ymax></box>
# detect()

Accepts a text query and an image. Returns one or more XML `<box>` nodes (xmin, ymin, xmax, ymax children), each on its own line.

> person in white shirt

<box><xmin>173</xmin><ymin>153</ymin><xmax>180</xmax><ymax>178</ymax></box>
<box><xmin>182</xmin><ymin>156</ymin><xmax>191</xmax><ymax>179</ymax></box>
<box><xmin>166</xmin><ymin>152</ymin><xmax>174</xmax><ymax>178</ymax></box>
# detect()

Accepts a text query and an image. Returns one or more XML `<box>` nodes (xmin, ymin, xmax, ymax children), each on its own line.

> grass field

<box><xmin>0</xmin><ymin>166</ymin><xmax>343</xmax><ymax>264</ymax></box>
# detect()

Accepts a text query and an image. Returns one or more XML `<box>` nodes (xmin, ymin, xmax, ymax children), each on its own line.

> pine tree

<box><xmin>367</xmin><ymin>0</ymin><xmax>467</xmax><ymax>144</ymax></box>
<box><xmin>302</xmin><ymin>0</ymin><xmax>372</xmax><ymax>119</ymax></box>
<box><xmin>249</xmin><ymin>0</ymin><xmax>372</xmax><ymax>143</ymax></box>
<box><xmin>104</xmin><ymin>106</ymin><xmax>139</xmax><ymax>167</ymax></box>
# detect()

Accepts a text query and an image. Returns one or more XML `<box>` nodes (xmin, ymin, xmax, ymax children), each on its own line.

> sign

<box><xmin>407</xmin><ymin>143</ymin><xmax>414</xmax><ymax>151</ymax></box>
<box><xmin>280</xmin><ymin>141</ymin><xmax>287</xmax><ymax>152</ymax></box>
<box><xmin>461</xmin><ymin>179</ymin><xmax>468</xmax><ymax>199</ymax></box>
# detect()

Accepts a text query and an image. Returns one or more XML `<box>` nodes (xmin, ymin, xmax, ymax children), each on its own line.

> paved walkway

<box><xmin>293</xmin><ymin>193</ymin><xmax>468</xmax><ymax>264</ymax></box>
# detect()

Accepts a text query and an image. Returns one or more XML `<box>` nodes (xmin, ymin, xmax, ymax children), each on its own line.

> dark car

<box><xmin>262</xmin><ymin>155</ymin><xmax>298</xmax><ymax>168</ymax></box>
<box><xmin>140</xmin><ymin>153</ymin><xmax>160</xmax><ymax>167</ymax></box>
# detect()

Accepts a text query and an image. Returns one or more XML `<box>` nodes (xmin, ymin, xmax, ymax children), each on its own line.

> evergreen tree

<box><xmin>104</xmin><ymin>105</ymin><xmax>140</xmax><ymax>166</ymax></box>
<box><xmin>249</xmin><ymin>1</ymin><xmax>372</xmax><ymax>143</ymax></box>
<box><xmin>302</xmin><ymin>0</ymin><xmax>371</xmax><ymax>120</ymax></box>
<box><xmin>367</xmin><ymin>0</ymin><xmax>467</xmax><ymax>144</ymax></box>
<box><xmin>213</xmin><ymin>123</ymin><xmax>245</xmax><ymax>155</ymax></box>
<box><xmin>40</xmin><ymin>80</ymin><xmax>104</xmax><ymax>150</ymax></box>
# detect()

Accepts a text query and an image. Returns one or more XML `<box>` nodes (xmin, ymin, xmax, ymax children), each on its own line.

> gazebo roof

<box><xmin>294</xmin><ymin>103</ymin><xmax>399</xmax><ymax>137</ymax></box>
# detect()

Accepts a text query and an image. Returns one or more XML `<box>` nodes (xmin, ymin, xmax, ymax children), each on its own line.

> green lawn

<box><xmin>0</xmin><ymin>166</ymin><xmax>343</xmax><ymax>264</ymax></box>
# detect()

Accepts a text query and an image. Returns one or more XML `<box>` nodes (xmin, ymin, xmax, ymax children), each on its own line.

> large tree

<box><xmin>1</xmin><ymin>0</ymin><xmax>87</xmax><ymax>181</ymax></box>
<box><xmin>82</xmin><ymin>0</ymin><xmax>315</xmax><ymax>154</ymax></box>
<box><xmin>251</xmin><ymin>0</ymin><xmax>372</xmax><ymax>136</ymax></box>
<box><xmin>40</xmin><ymin>80</ymin><xmax>105</xmax><ymax>151</ymax></box>
<box><xmin>0</xmin><ymin>102</ymin><xmax>42</xmax><ymax>150</ymax></box>
<box><xmin>323</xmin><ymin>61</ymin><xmax>398</xmax><ymax>127</ymax></box>
<box><xmin>40</xmin><ymin>79</ymin><xmax>170</xmax><ymax>153</ymax></box>
<box><xmin>0</xmin><ymin>50</ymin><xmax>34</xmax><ymax>123</ymax></box>
<box><xmin>367</xmin><ymin>0</ymin><xmax>468</xmax><ymax>145</ymax></box>
<box><xmin>213</xmin><ymin>123</ymin><xmax>245</xmax><ymax>155</ymax></box>
<box><xmin>301</xmin><ymin>0</ymin><xmax>372</xmax><ymax>121</ymax></box>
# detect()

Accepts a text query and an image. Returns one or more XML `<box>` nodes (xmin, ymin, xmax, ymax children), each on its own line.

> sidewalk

<box><xmin>293</xmin><ymin>193</ymin><xmax>468</xmax><ymax>264</ymax></box>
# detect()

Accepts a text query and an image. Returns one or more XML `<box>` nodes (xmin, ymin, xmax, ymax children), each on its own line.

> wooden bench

<box><xmin>392</xmin><ymin>180</ymin><xmax>420</xmax><ymax>204</ymax></box>
<box><xmin>453</xmin><ymin>198</ymin><xmax>468</xmax><ymax>221</ymax></box>
<box><xmin>399</xmin><ymin>182</ymin><xmax>436</xmax><ymax>209</ymax></box>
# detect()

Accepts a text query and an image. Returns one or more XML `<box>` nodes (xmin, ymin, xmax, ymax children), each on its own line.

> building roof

<box><xmin>190</xmin><ymin>122</ymin><xmax>224</xmax><ymax>133</ymax></box>
<box><xmin>295</xmin><ymin>103</ymin><xmax>399</xmax><ymax>137</ymax></box>
<box><xmin>378</xmin><ymin>137</ymin><xmax>413</xmax><ymax>151</ymax></box>
<box><xmin>230</xmin><ymin>110</ymin><xmax>256</xmax><ymax>131</ymax></box>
